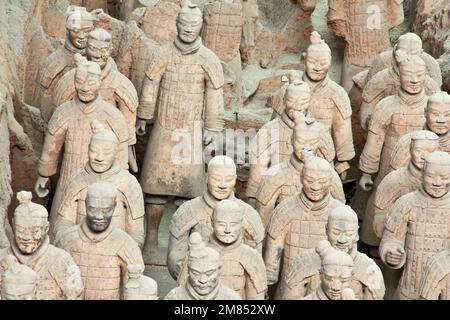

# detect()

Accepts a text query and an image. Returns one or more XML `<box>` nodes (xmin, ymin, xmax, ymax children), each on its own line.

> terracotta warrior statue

<box><xmin>390</xmin><ymin>92</ymin><xmax>450</xmax><ymax>171</ymax></box>
<box><xmin>380</xmin><ymin>151</ymin><xmax>450</xmax><ymax>300</ymax></box>
<box><xmin>255</xmin><ymin>118</ymin><xmax>345</xmax><ymax>227</ymax></box>
<box><xmin>124</xmin><ymin>264</ymin><xmax>158</xmax><ymax>300</ymax></box>
<box><xmin>53</xmin><ymin>28</ymin><xmax>138</xmax><ymax>172</ymax></box>
<box><xmin>53</xmin><ymin>120</ymin><xmax>144</xmax><ymax>248</ymax></box>
<box><xmin>135</xmin><ymin>2</ymin><xmax>225</xmax><ymax>262</ymax></box>
<box><xmin>165</xmin><ymin>232</ymin><xmax>241</xmax><ymax>300</ymax></box>
<box><xmin>247</xmin><ymin>80</ymin><xmax>336</xmax><ymax>206</ymax></box>
<box><xmin>264</xmin><ymin>156</ymin><xmax>343</xmax><ymax>291</ymax></box>
<box><xmin>280</xmin><ymin>206</ymin><xmax>384</xmax><ymax>300</ymax></box>
<box><xmin>177</xmin><ymin>200</ymin><xmax>267</xmax><ymax>300</ymax></box>
<box><xmin>0</xmin><ymin>84</ymin><xmax>33</xmax><ymax>249</ymax></box>
<box><xmin>56</xmin><ymin>182</ymin><xmax>144</xmax><ymax>300</ymax></box>
<box><xmin>0</xmin><ymin>192</ymin><xmax>83</xmax><ymax>300</ymax></box>
<box><xmin>0</xmin><ymin>255</ymin><xmax>37</xmax><ymax>300</ymax></box>
<box><xmin>34</xmin><ymin>54</ymin><xmax>129</xmax><ymax>214</ymax></box>
<box><xmin>302</xmin><ymin>31</ymin><xmax>355</xmax><ymax>179</ymax></box>
<box><xmin>327</xmin><ymin>0</ymin><xmax>404</xmax><ymax>92</ymax></box>
<box><xmin>372</xmin><ymin>130</ymin><xmax>440</xmax><ymax>242</ymax></box>
<box><xmin>302</xmin><ymin>240</ymin><xmax>356</xmax><ymax>300</ymax></box>
<box><xmin>419</xmin><ymin>250</ymin><xmax>450</xmax><ymax>300</ymax></box>
<box><xmin>38</xmin><ymin>7</ymin><xmax>94</xmax><ymax>122</ymax></box>
<box><xmin>168</xmin><ymin>155</ymin><xmax>264</xmax><ymax>279</ymax></box>
<box><xmin>359</xmin><ymin>53</ymin><xmax>430</xmax><ymax>195</ymax></box>
<box><xmin>360</xmin><ymin>35</ymin><xmax>441</xmax><ymax>130</ymax></box>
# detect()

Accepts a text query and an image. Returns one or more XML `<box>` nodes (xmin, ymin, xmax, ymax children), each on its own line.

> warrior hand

<box><xmin>373</xmin><ymin>213</ymin><xmax>386</xmax><ymax>239</ymax></box>
<box><xmin>128</xmin><ymin>146</ymin><xmax>138</xmax><ymax>173</ymax></box>
<box><xmin>136</xmin><ymin>119</ymin><xmax>146</xmax><ymax>136</ymax></box>
<box><xmin>335</xmin><ymin>161</ymin><xmax>350</xmax><ymax>181</ymax></box>
<box><xmin>386</xmin><ymin>246</ymin><xmax>405</xmax><ymax>267</ymax></box>
<box><xmin>359</xmin><ymin>173</ymin><xmax>373</xmax><ymax>192</ymax></box>
<box><xmin>35</xmin><ymin>176</ymin><xmax>50</xmax><ymax>198</ymax></box>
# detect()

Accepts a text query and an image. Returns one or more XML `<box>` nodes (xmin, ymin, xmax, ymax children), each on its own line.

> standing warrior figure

<box><xmin>168</xmin><ymin>155</ymin><xmax>264</xmax><ymax>279</ymax></box>
<box><xmin>0</xmin><ymin>255</ymin><xmax>37</xmax><ymax>300</ymax></box>
<box><xmin>264</xmin><ymin>156</ymin><xmax>343</xmax><ymax>292</ymax></box>
<box><xmin>372</xmin><ymin>131</ymin><xmax>440</xmax><ymax>242</ymax></box>
<box><xmin>246</xmin><ymin>81</ymin><xmax>336</xmax><ymax>206</ymax></box>
<box><xmin>177</xmin><ymin>200</ymin><xmax>267</xmax><ymax>300</ymax></box>
<box><xmin>135</xmin><ymin>2</ymin><xmax>225</xmax><ymax>261</ymax></box>
<box><xmin>165</xmin><ymin>232</ymin><xmax>241</xmax><ymax>300</ymax></box>
<box><xmin>0</xmin><ymin>84</ymin><xmax>33</xmax><ymax>249</ymax></box>
<box><xmin>53</xmin><ymin>121</ymin><xmax>144</xmax><ymax>248</ymax></box>
<box><xmin>380</xmin><ymin>151</ymin><xmax>450</xmax><ymax>300</ymax></box>
<box><xmin>360</xmin><ymin>34</ymin><xmax>441</xmax><ymax>130</ymax></box>
<box><xmin>0</xmin><ymin>192</ymin><xmax>83</xmax><ymax>300</ymax></box>
<box><xmin>124</xmin><ymin>264</ymin><xmax>158</xmax><ymax>300</ymax></box>
<box><xmin>301</xmin><ymin>31</ymin><xmax>355</xmax><ymax>179</ymax></box>
<box><xmin>390</xmin><ymin>92</ymin><xmax>450</xmax><ymax>171</ymax></box>
<box><xmin>34</xmin><ymin>54</ymin><xmax>129</xmax><ymax>218</ymax></box>
<box><xmin>255</xmin><ymin>118</ymin><xmax>345</xmax><ymax>227</ymax></box>
<box><xmin>53</xmin><ymin>28</ymin><xmax>138</xmax><ymax>172</ymax></box>
<box><xmin>280</xmin><ymin>206</ymin><xmax>384</xmax><ymax>300</ymax></box>
<box><xmin>302</xmin><ymin>240</ymin><xmax>356</xmax><ymax>300</ymax></box>
<box><xmin>419</xmin><ymin>250</ymin><xmax>450</xmax><ymax>300</ymax></box>
<box><xmin>359</xmin><ymin>53</ymin><xmax>430</xmax><ymax>195</ymax></box>
<box><xmin>38</xmin><ymin>7</ymin><xmax>94</xmax><ymax>122</ymax></box>
<box><xmin>56</xmin><ymin>182</ymin><xmax>144</xmax><ymax>300</ymax></box>
<box><xmin>327</xmin><ymin>0</ymin><xmax>404</xmax><ymax>92</ymax></box>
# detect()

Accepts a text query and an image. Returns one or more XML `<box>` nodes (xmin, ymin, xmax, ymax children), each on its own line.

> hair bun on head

<box><xmin>91</xmin><ymin>119</ymin><xmax>105</xmax><ymax>134</ymax></box>
<box><xmin>310</xmin><ymin>31</ymin><xmax>323</xmax><ymax>45</ymax></box>
<box><xmin>315</xmin><ymin>240</ymin><xmax>333</xmax><ymax>259</ymax></box>
<box><xmin>16</xmin><ymin>191</ymin><xmax>32</xmax><ymax>205</ymax></box>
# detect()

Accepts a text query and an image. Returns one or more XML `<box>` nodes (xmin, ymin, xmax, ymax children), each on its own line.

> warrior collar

<box><xmin>407</xmin><ymin>161</ymin><xmax>423</xmax><ymax>181</ymax></box>
<box><xmin>64</xmin><ymin>37</ymin><xmax>86</xmax><ymax>56</ymax></box>
<box><xmin>398</xmin><ymin>87</ymin><xmax>426</xmax><ymax>106</ymax></box>
<box><xmin>185</xmin><ymin>280</ymin><xmax>221</xmax><ymax>300</ymax></box>
<box><xmin>303</xmin><ymin>73</ymin><xmax>329</xmax><ymax>92</ymax></box>
<box><xmin>203</xmin><ymin>190</ymin><xmax>235</xmax><ymax>209</ymax></box>
<box><xmin>209</xmin><ymin>233</ymin><xmax>243</xmax><ymax>253</ymax></box>
<box><xmin>174</xmin><ymin>36</ymin><xmax>203</xmax><ymax>55</ymax></box>
<box><xmin>74</xmin><ymin>94</ymin><xmax>103</xmax><ymax>114</ymax></box>
<box><xmin>85</xmin><ymin>161</ymin><xmax>121</xmax><ymax>178</ymax></box>
<box><xmin>289</xmin><ymin>154</ymin><xmax>305</xmax><ymax>173</ymax></box>
<box><xmin>80</xmin><ymin>218</ymin><xmax>114</xmax><ymax>243</ymax></box>
<box><xmin>298</xmin><ymin>191</ymin><xmax>331</xmax><ymax>212</ymax></box>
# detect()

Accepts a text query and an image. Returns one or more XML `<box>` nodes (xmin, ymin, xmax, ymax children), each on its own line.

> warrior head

<box><xmin>422</xmin><ymin>151</ymin><xmax>450</xmax><ymax>199</ymax></box>
<box><xmin>88</xmin><ymin>120</ymin><xmax>119</xmax><ymax>173</ymax></box>
<box><xmin>176</xmin><ymin>2</ymin><xmax>203</xmax><ymax>44</ymax></box>
<box><xmin>326</xmin><ymin>206</ymin><xmax>359</xmax><ymax>254</ymax></box>
<box><xmin>124</xmin><ymin>264</ymin><xmax>158</xmax><ymax>300</ymax></box>
<box><xmin>207</xmin><ymin>155</ymin><xmax>237</xmax><ymax>201</ymax></box>
<box><xmin>305</xmin><ymin>31</ymin><xmax>332</xmax><ymax>82</ymax></box>
<box><xmin>212</xmin><ymin>199</ymin><xmax>243</xmax><ymax>245</ymax></box>
<box><xmin>301</xmin><ymin>155</ymin><xmax>332</xmax><ymax>203</ymax></box>
<box><xmin>283</xmin><ymin>80</ymin><xmax>311</xmax><ymax>119</ymax></box>
<box><xmin>1</xmin><ymin>255</ymin><xmax>37</xmax><ymax>300</ymax></box>
<box><xmin>187</xmin><ymin>232</ymin><xmax>221</xmax><ymax>297</ymax></box>
<box><xmin>66</xmin><ymin>6</ymin><xmax>94</xmax><ymax>50</ymax></box>
<box><xmin>74</xmin><ymin>53</ymin><xmax>102</xmax><ymax>103</ymax></box>
<box><xmin>394</xmin><ymin>33</ymin><xmax>423</xmax><ymax>63</ymax></box>
<box><xmin>13</xmin><ymin>191</ymin><xmax>49</xmax><ymax>255</ymax></box>
<box><xmin>397</xmin><ymin>51</ymin><xmax>427</xmax><ymax>95</ymax></box>
<box><xmin>426</xmin><ymin>91</ymin><xmax>450</xmax><ymax>136</ymax></box>
<box><xmin>86</xmin><ymin>28</ymin><xmax>112</xmax><ymax>70</ymax></box>
<box><xmin>409</xmin><ymin>130</ymin><xmax>439</xmax><ymax>171</ymax></box>
<box><xmin>316</xmin><ymin>240</ymin><xmax>354</xmax><ymax>300</ymax></box>
<box><xmin>292</xmin><ymin>117</ymin><xmax>322</xmax><ymax>162</ymax></box>
<box><xmin>85</xmin><ymin>182</ymin><xmax>117</xmax><ymax>233</ymax></box>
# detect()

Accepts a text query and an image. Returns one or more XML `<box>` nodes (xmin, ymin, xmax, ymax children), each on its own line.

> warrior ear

<box><xmin>16</xmin><ymin>191</ymin><xmax>32</xmax><ymax>204</ymax></box>
<box><xmin>395</xmin><ymin>49</ymin><xmax>408</xmax><ymax>64</ymax></box>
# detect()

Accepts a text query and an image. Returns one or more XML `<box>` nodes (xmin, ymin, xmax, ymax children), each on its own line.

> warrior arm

<box><xmin>125</xmin><ymin>208</ymin><xmax>145</xmax><ymax>250</ymax></box>
<box><xmin>51</xmin><ymin>252</ymin><xmax>84</xmax><ymax>300</ymax></box>
<box><xmin>245</xmin><ymin>272</ymin><xmax>265</xmax><ymax>300</ymax></box>
<box><xmin>255</xmin><ymin>192</ymin><xmax>279</xmax><ymax>228</ymax></box>
<box><xmin>332</xmin><ymin>111</ymin><xmax>355</xmax><ymax>162</ymax></box>
<box><xmin>167</xmin><ymin>231</ymin><xmax>189</xmax><ymax>280</ymax></box>
<box><xmin>241</xmin><ymin>0</ymin><xmax>258</xmax><ymax>49</ymax></box>
<box><xmin>264</xmin><ymin>224</ymin><xmax>287</xmax><ymax>285</ymax></box>
<box><xmin>204</xmin><ymin>81</ymin><xmax>225</xmax><ymax>132</ymax></box>
<box><xmin>116</xmin><ymin>95</ymin><xmax>137</xmax><ymax>146</ymax></box>
<box><xmin>118</xmin><ymin>237</ymin><xmax>145</xmax><ymax>284</ymax></box>
<box><xmin>38</xmin><ymin>119</ymin><xmax>67</xmax><ymax>178</ymax></box>
<box><xmin>331</xmin><ymin>169</ymin><xmax>346</xmax><ymax>203</ymax></box>
<box><xmin>246</xmin><ymin>130</ymin><xmax>273</xmax><ymax>199</ymax></box>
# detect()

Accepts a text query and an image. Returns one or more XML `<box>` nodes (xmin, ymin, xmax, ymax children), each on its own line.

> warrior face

<box><xmin>87</xmin><ymin>39</ymin><xmax>111</xmax><ymax>70</ymax></box>
<box><xmin>88</xmin><ymin>139</ymin><xmax>117</xmax><ymax>173</ymax></box>
<box><xmin>284</xmin><ymin>88</ymin><xmax>310</xmax><ymax>118</ymax></box>
<box><xmin>85</xmin><ymin>195</ymin><xmax>115</xmax><ymax>233</ymax></box>
<box><xmin>188</xmin><ymin>262</ymin><xmax>220</xmax><ymax>296</ymax></box>
<box><xmin>410</xmin><ymin>139</ymin><xmax>439</xmax><ymax>170</ymax></box>
<box><xmin>14</xmin><ymin>216</ymin><xmax>49</xmax><ymax>255</ymax></box>
<box><xmin>75</xmin><ymin>69</ymin><xmax>101</xmax><ymax>103</ymax></box>
<box><xmin>423</xmin><ymin>162</ymin><xmax>450</xmax><ymax>198</ymax></box>
<box><xmin>176</xmin><ymin>13</ymin><xmax>202</xmax><ymax>44</ymax></box>
<box><xmin>305</xmin><ymin>49</ymin><xmax>331</xmax><ymax>82</ymax></box>
<box><xmin>301</xmin><ymin>167</ymin><xmax>331</xmax><ymax>202</ymax></box>
<box><xmin>69</xmin><ymin>26</ymin><xmax>94</xmax><ymax>50</ymax></box>
<box><xmin>426</xmin><ymin>101</ymin><xmax>450</xmax><ymax>136</ymax></box>
<box><xmin>207</xmin><ymin>164</ymin><xmax>237</xmax><ymax>201</ymax></box>
<box><xmin>213</xmin><ymin>202</ymin><xmax>243</xmax><ymax>245</ymax></box>
<box><xmin>399</xmin><ymin>63</ymin><xmax>426</xmax><ymax>95</ymax></box>
<box><xmin>327</xmin><ymin>219</ymin><xmax>358</xmax><ymax>254</ymax></box>
<box><xmin>321</xmin><ymin>264</ymin><xmax>353</xmax><ymax>300</ymax></box>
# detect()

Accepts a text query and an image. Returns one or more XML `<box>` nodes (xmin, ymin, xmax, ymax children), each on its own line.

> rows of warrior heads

<box><xmin>1</xmin><ymin>0</ymin><xmax>450</xmax><ymax>300</ymax></box>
